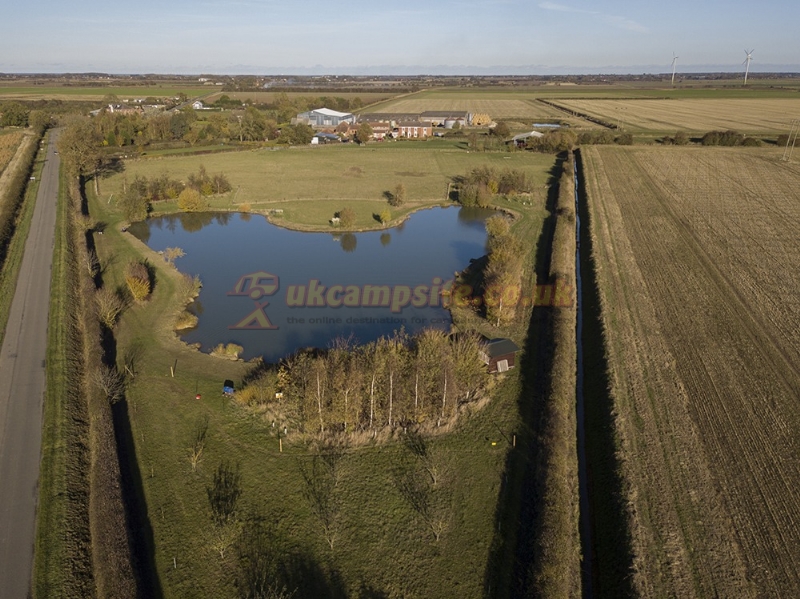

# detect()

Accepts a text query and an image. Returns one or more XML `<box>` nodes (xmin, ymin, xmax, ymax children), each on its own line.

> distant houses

<box><xmin>396</xmin><ymin>121</ymin><xmax>432</xmax><ymax>139</ymax></box>
<box><xmin>295</xmin><ymin>107</ymin><xmax>492</xmax><ymax>143</ymax></box>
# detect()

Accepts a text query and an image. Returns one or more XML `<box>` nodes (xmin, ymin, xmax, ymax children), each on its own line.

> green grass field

<box><xmin>86</xmin><ymin>142</ymin><xmax>556</xmax><ymax>597</ymax></box>
<box><xmin>102</xmin><ymin>141</ymin><xmax>553</xmax><ymax>229</ymax></box>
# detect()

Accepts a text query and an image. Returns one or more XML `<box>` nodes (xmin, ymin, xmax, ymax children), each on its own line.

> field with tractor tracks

<box><xmin>556</xmin><ymin>98</ymin><xmax>800</xmax><ymax>133</ymax></box>
<box><xmin>582</xmin><ymin>145</ymin><xmax>800</xmax><ymax>597</ymax></box>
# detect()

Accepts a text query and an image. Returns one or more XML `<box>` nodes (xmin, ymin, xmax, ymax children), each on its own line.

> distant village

<box><xmin>294</xmin><ymin>107</ymin><xmax>493</xmax><ymax>143</ymax></box>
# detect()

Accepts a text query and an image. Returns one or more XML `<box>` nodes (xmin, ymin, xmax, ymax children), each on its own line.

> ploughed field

<box><xmin>583</xmin><ymin>145</ymin><xmax>800</xmax><ymax>597</ymax></box>
<box><xmin>555</xmin><ymin>98</ymin><xmax>800</xmax><ymax>133</ymax></box>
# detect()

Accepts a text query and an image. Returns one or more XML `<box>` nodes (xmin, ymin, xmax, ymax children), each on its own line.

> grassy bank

<box><xmin>529</xmin><ymin>154</ymin><xmax>580</xmax><ymax>597</ymax></box>
<box><xmin>35</xmin><ymin>173</ymin><xmax>95</xmax><ymax>598</ymax></box>
<box><xmin>85</xmin><ymin>143</ymin><xmax>557</xmax><ymax>597</ymax></box>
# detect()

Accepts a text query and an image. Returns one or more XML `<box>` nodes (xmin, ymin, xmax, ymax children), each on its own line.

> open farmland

<box><xmin>367</xmin><ymin>91</ymin><xmax>597</xmax><ymax>127</ymax></box>
<box><xmin>0</xmin><ymin>85</ymin><xmax>210</xmax><ymax>102</ymax></box>
<box><xmin>582</xmin><ymin>145</ymin><xmax>800</xmax><ymax>597</ymax></box>
<box><xmin>202</xmin><ymin>90</ymin><xmax>393</xmax><ymax>106</ymax></box>
<box><xmin>554</xmin><ymin>98</ymin><xmax>800</xmax><ymax>133</ymax></box>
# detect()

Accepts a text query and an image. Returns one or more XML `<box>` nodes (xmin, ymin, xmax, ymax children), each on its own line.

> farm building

<box><xmin>420</xmin><ymin>111</ymin><xmax>470</xmax><ymax>127</ymax></box>
<box><xmin>395</xmin><ymin>121</ymin><xmax>432</xmax><ymax>139</ymax></box>
<box><xmin>311</xmin><ymin>132</ymin><xmax>340</xmax><ymax>145</ymax></box>
<box><xmin>357</xmin><ymin>113</ymin><xmax>420</xmax><ymax>126</ymax></box>
<box><xmin>296</xmin><ymin>107</ymin><xmax>356</xmax><ymax>128</ymax></box>
<box><xmin>365</xmin><ymin>122</ymin><xmax>392</xmax><ymax>140</ymax></box>
<box><xmin>480</xmin><ymin>338</ymin><xmax>520</xmax><ymax>373</ymax></box>
<box><xmin>510</xmin><ymin>131</ymin><xmax>544</xmax><ymax>147</ymax></box>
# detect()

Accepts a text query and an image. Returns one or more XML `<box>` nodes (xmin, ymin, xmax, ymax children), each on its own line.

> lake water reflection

<box><xmin>129</xmin><ymin>206</ymin><xmax>495</xmax><ymax>362</ymax></box>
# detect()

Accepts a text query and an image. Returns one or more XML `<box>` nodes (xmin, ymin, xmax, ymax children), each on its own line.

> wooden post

<box><xmin>279</xmin><ymin>437</ymin><xmax>283</xmax><ymax>453</ymax></box>
<box><xmin>512</xmin><ymin>434</ymin><xmax>516</xmax><ymax>448</ymax></box>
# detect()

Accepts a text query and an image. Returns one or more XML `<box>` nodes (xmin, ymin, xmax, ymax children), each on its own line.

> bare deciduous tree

<box><xmin>209</xmin><ymin>520</ymin><xmax>241</xmax><ymax>560</ymax></box>
<box><xmin>188</xmin><ymin>415</ymin><xmax>209</xmax><ymax>473</ymax></box>
<box><xmin>95</xmin><ymin>286</ymin><xmax>127</xmax><ymax>329</ymax></box>
<box><xmin>90</xmin><ymin>364</ymin><xmax>125</xmax><ymax>403</ymax></box>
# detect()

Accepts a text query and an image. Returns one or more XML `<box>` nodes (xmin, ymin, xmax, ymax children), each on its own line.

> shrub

<box><xmin>178</xmin><ymin>187</ymin><xmax>206</xmax><ymax>212</ymax></box>
<box><xmin>389</xmin><ymin>183</ymin><xmax>406</xmax><ymax>207</ymax></box>
<box><xmin>338</xmin><ymin>207</ymin><xmax>356</xmax><ymax>228</ymax></box>
<box><xmin>614</xmin><ymin>133</ymin><xmax>634</xmax><ymax>145</ymax></box>
<box><xmin>95</xmin><ymin>287</ymin><xmax>127</xmax><ymax>329</ymax></box>
<box><xmin>702</xmin><ymin>130</ymin><xmax>744</xmax><ymax>147</ymax></box>
<box><xmin>379</xmin><ymin>208</ymin><xmax>391</xmax><ymax>224</ymax></box>
<box><xmin>212</xmin><ymin>343</ymin><xmax>244</xmax><ymax>359</ymax></box>
<box><xmin>175</xmin><ymin>311</ymin><xmax>199</xmax><ymax>330</ymax></box>
<box><xmin>742</xmin><ymin>136</ymin><xmax>762</xmax><ymax>147</ymax></box>
<box><xmin>124</xmin><ymin>261</ymin><xmax>151</xmax><ymax>302</ymax></box>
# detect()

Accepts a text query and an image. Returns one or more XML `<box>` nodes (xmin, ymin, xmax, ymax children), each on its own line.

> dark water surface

<box><xmin>129</xmin><ymin>206</ymin><xmax>495</xmax><ymax>362</ymax></box>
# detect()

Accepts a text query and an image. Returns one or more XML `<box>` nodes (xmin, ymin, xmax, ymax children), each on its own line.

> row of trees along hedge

<box><xmin>483</xmin><ymin>215</ymin><xmax>525</xmax><ymax>326</ymax></box>
<box><xmin>457</xmin><ymin>166</ymin><xmax>533</xmax><ymax>207</ymax></box>
<box><xmin>92</xmin><ymin>104</ymin><xmax>315</xmax><ymax>149</ymax></box>
<box><xmin>236</xmin><ymin>329</ymin><xmax>489</xmax><ymax>433</ymax></box>
<box><xmin>61</xmin><ymin>171</ymin><xmax>138</xmax><ymax>596</ymax></box>
<box><xmin>701</xmin><ymin>130</ymin><xmax>762</xmax><ymax>146</ymax></box>
<box><xmin>118</xmin><ymin>166</ymin><xmax>231</xmax><ymax>221</ymax></box>
<box><xmin>214</xmin><ymin>91</ymin><xmax>365</xmax><ymax>122</ymax></box>
<box><xmin>0</xmin><ymin>128</ymin><xmax>42</xmax><ymax>268</ymax></box>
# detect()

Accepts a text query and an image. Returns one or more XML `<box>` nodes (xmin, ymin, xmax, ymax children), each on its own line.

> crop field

<box><xmin>202</xmin><ymin>91</ymin><xmax>394</xmax><ymax>106</ymax></box>
<box><xmin>0</xmin><ymin>130</ymin><xmax>25</xmax><ymax>175</ymax></box>
<box><xmin>0</xmin><ymin>85</ymin><xmax>210</xmax><ymax>101</ymax></box>
<box><xmin>582</xmin><ymin>145</ymin><xmax>800</xmax><ymax>597</ymax></box>
<box><xmin>553</xmin><ymin>98</ymin><xmax>800</xmax><ymax>133</ymax></box>
<box><xmin>369</xmin><ymin>95</ymin><xmax>566</xmax><ymax>120</ymax></box>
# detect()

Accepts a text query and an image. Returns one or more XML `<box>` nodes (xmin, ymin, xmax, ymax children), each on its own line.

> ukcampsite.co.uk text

<box><xmin>283</xmin><ymin>278</ymin><xmax>574</xmax><ymax>313</ymax></box>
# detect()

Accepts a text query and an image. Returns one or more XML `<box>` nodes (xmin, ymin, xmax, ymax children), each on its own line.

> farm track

<box><xmin>582</xmin><ymin>146</ymin><xmax>800</xmax><ymax>597</ymax></box>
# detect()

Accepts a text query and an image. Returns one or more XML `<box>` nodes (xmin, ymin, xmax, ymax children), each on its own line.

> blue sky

<box><xmin>1</xmin><ymin>1</ymin><xmax>798</xmax><ymax>74</ymax></box>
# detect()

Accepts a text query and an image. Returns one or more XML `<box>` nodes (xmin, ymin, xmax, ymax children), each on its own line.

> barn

<box><xmin>296</xmin><ymin>107</ymin><xmax>356</xmax><ymax>128</ymax></box>
<box><xmin>480</xmin><ymin>338</ymin><xmax>520</xmax><ymax>373</ymax></box>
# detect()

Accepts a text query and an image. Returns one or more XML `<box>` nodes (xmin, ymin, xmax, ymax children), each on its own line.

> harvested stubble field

<box><xmin>202</xmin><ymin>91</ymin><xmax>393</xmax><ymax>105</ymax></box>
<box><xmin>367</xmin><ymin>92</ymin><xmax>596</xmax><ymax>127</ymax></box>
<box><xmin>582</xmin><ymin>145</ymin><xmax>800</xmax><ymax>597</ymax></box>
<box><xmin>555</xmin><ymin>98</ymin><xmax>800</xmax><ymax>133</ymax></box>
<box><xmin>371</xmin><ymin>96</ymin><xmax>559</xmax><ymax>119</ymax></box>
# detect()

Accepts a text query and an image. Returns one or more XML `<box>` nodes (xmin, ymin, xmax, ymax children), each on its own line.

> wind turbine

<box><xmin>743</xmin><ymin>49</ymin><xmax>754</xmax><ymax>85</ymax></box>
<box><xmin>671</xmin><ymin>53</ymin><xmax>679</xmax><ymax>86</ymax></box>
